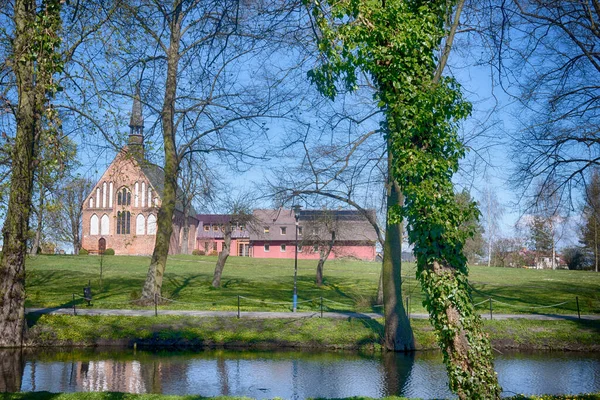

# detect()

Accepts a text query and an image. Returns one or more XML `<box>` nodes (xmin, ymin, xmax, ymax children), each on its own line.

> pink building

<box><xmin>196</xmin><ymin>214</ymin><xmax>250</xmax><ymax>256</ymax></box>
<box><xmin>195</xmin><ymin>208</ymin><xmax>377</xmax><ymax>261</ymax></box>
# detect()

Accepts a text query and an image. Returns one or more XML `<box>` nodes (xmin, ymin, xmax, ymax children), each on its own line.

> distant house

<box><xmin>81</xmin><ymin>92</ymin><xmax>198</xmax><ymax>255</ymax></box>
<box><xmin>196</xmin><ymin>214</ymin><xmax>250</xmax><ymax>256</ymax></box>
<box><xmin>195</xmin><ymin>208</ymin><xmax>377</xmax><ymax>261</ymax></box>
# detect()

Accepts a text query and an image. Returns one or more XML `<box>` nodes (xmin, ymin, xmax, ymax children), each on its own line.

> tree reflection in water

<box><xmin>0</xmin><ymin>349</ymin><xmax>24</xmax><ymax>392</ymax></box>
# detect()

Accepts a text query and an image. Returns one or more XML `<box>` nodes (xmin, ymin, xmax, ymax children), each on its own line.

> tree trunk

<box><xmin>141</xmin><ymin>4</ymin><xmax>182</xmax><ymax>301</ymax></box>
<box><xmin>212</xmin><ymin>225</ymin><xmax>231</xmax><ymax>288</ymax></box>
<box><xmin>422</xmin><ymin>260</ymin><xmax>499</xmax><ymax>399</ymax></box>
<box><xmin>0</xmin><ymin>0</ymin><xmax>43</xmax><ymax>348</ymax></box>
<box><xmin>316</xmin><ymin>231</ymin><xmax>335</xmax><ymax>286</ymax></box>
<box><xmin>30</xmin><ymin>180</ymin><xmax>44</xmax><ymax>255</ymax></box>
<box><xmin>594</xmin><ymin>216</ymin><xmax>598</xmax><ymax>272</ymax></box>
<box><xmin>376</xmin><ymin>266</ymin><xmax>384</xmax><ymax>304</ymax></box>
<box><xmin>383</xmin><ymin>148</ymin><xmax>414</xmax><ymax>351</ymax></box>
<box><xmin>181</xmin><ymin>205</ymin><xmax>190</xmax><ymax>255</ymax></box>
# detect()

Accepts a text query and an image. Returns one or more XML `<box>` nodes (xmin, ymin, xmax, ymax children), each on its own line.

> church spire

<box><xmin>128</xmin><ymin>84</ymin><xmax>145</xmax><ymax>160</ymax></box>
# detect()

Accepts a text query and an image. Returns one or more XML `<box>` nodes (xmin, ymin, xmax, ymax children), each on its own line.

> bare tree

<box><xmin>580</xmin><ymin>169</ymin><xmax>600</xmax><ymax>272</ymax></box>
<box><xmin>212</xmin><ymin>197</ymin><xmax>254</xmax><ymax>288</ymax></box>
<box><xmin>299</xmin><ymin>209</ymin><xmax>340</xmax><ymax>286</ymax></box>
<box><xmin>46</xmin><ymin>176</ymin><xmax>94</xmax><ymax>255</ymax></box>
<box><xmin>480</xmin><ymin>186</ymin><xmax>504</xmax><ymax>267</ymax></box>
<box><xmin>486</xmin><ymin>1</ymin><xmax>600</xmax><ymax>206</ymax></box>
<box><xmin>76</xmin><ymin>0</ymin><xmax>301</xmax><ymax>301</ymax></box>
<box><xmin>178</xmin><ymin>154</ymin><xmax>215</xmax><ymax>255</ymax></box>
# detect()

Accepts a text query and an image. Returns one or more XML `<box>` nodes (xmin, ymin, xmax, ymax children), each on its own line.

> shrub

<box><xmin>78</xmin><ymin>248</ymin><xmax>89</xmax><ymax>256</ymax></box>
<box><xmin>103</xmin><ymin>248</ymin><xmax>115</xmax><ymax>256</ymax></box>
<box><xmin>192</xmin><ymin>249</ymin><xmax>205</xmax><ymax>256</ymax></box>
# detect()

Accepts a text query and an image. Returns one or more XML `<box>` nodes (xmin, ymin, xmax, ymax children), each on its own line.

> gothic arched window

<box><xmin>117</xmin><ymin>211</ymin><xmax>131</xmax><ymax>234</ymax></box>
<box><xmin>90</xmin><ymin>214</ymin><xmax>99</xmax><ymax>235</ymax></box>
<box><xmin>136</xmin><ymin>214</ymin><xmax>145</xmax><ymax>235</ymax></box>
<box><xmin>100</xmin><ymin>214</ymin><xmax>110</xmax><ymax>235</ymax></box>
<box><xmin>117</xmin><ymin>188</ymin><xmax>132</xmax><ymax>206</ymax></box>
<box><xmin>147</xmin><ymin>214</ymin><xmax>157</xmax><ymax>235</ymax></box>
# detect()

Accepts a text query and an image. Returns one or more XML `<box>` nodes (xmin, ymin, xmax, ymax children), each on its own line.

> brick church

<box><xmin>81</xmin><ymin>92</ymin><xmax>198</xmax><ymax>255</ymax></box>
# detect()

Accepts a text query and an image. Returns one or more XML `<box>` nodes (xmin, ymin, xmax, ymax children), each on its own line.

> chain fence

<box><xmin>60</xmin><ymin>285</ymin><xmax>589</xmax><ymax>320</ymax></box>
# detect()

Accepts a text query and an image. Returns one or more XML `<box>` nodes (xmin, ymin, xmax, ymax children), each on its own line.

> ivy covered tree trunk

<box><xmin>0</xmin><ymin>0</ymin><xmax>62</xmax><ymax>348</ymax></box>
<box><xmin>306</xmin><ymin>0</ymin><xmax>501</xmax><ymax>397</ymax></box>
<box><xmin>141</xmin><ymin>3</ymin><xmax>182</xmax><ymax>301</ymax></box>
<box><xmin>315</xmin><ymin>230</ymin><xmax>335</xmax><ymax>286</ymax></box>
<box><xmin>212</xmin><ymin>224</ymin><xmax>231</xmax><ymax>288</ymax></box>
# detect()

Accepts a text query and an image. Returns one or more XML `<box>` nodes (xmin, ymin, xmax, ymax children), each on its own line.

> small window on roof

<box><xmin>213</xmin><ymin>225</ymin><xmax>218</xmax><ymax>231</ymax></box>
<box><xmin>204</xmin><ymin>225</ymin><xmax>210</xmax><ymax>231</ymax></box>
<box><xmin>264</xmin><ymin>226</ymin><xmax>269</xmax><ymax>233</ymax></box>
<box><xmin>280</xmin><ymin>227</ymin><xmax>287</xmax><ymax>235</ymax></box>
<box><xmin>298</xmin><ymin>227</ymin><xmax>303</xmax><ymax>236</ymax></box>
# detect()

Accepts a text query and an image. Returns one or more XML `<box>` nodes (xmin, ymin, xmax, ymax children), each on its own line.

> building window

<box><xmin>213</xmin><ymin>242</ymin><xmax>217</xmax><ymax>251</ymax></box>
<box><xmin>136</xmin><ymin>214</ymin><xmax>146</xmax><ymax>235</ymax></box>
<box><xmin>109</xmin><ymin>182</ymin><xmax>114</xmax><ymax>207</ymax></box>
<box><xmin>90</xmin><ymin>214</ymin><xmax>99</xmax><ymax>235</ymax></box>
<box><xmin>147</xmin><ymin>214</ymin><xmax>157</xmax><ymax>235</ymax></box>
<box><xmin>134</xmin><ymin>182</ymin><xmax>139</xmax><ymax>207</ymax></box>
<box><xmin>280</xmin><ymin>227</ymin><xmax>287</xmax><ymax>235</ymax></box>
<box><xmin>298</xmin><ymin>245</ymin><xmax>303</xmax><ymax>253</ymax></box>
<box><xmin>102</xmin><ymin>182</ymin><xmax>107</xmax><ymax>208</ymax></box>
<box><xmin>204</xmin><ymin>225</ymin><xmax>210</xmax><ymax>231</ymax></box>
<box><xmin>117</xmin><ymin>211</ymin><xmax>131</xmax><ymax>234</ymax></box>
<box><xmin>89</xmin><ymin>198</ymin><xmax>94</xmax><ymax>208</ymax></box>
<box><xmin>141</xmin><ymin>182</ymin><xmax>146</xmax><ymax>207</ymax></box>
<box><xmin>280</xmin><ymin>244</ymin><xmax>286</xmax><ymax>252</ymax></box>
<box><xmin>204</xmin><ymin>242</ymin><xmax>209</xmax><ymax>251</ymax></box>
<box><xmin>313</xmin><ymin>245</ymin><xmax>319</xmax><ymax>252</ymax></box>
<box><xmin>298</xmin><ymin>227</ymin><xmax>303</xmax><ymax>235</ymax></box>
<box><xmin>100</xmin><ymin>214</ymin><xmax>110</xmax><ymax>235</ymax></box>
<box><xmin>264</xmin><ymin>227</ymin><xmax>269</xmax><ymax>233</ymax></box>
<box><xmin>117</xmin><ymin>188</ymin><xmax>131</xmax><ymax>206</ymax></box>
<box><xmin>264</xmin><ymin>243</ymin><xmax>270</xmax><ymax>252</ymax></box>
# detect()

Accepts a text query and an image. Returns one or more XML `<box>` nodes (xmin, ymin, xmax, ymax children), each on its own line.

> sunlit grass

<box><xmin>25</xmin><ymin>254</ymin><xmax>600</xmax><ymax>315</ymax></box>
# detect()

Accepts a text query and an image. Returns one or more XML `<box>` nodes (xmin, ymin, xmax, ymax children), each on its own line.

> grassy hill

<box><xmin>25</xmin><ymin>254</ymin><xmax>600</xmax><ymax>315</ymax></box>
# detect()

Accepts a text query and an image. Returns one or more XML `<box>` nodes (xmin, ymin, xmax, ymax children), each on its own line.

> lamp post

<box><xmin>292</xmin><ymin>204</ymin><xmax>302</xmax><ymax>312</ymax></box>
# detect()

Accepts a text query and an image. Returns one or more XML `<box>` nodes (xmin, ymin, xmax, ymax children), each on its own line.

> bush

<box><xmin>562</xmin><ymin>247</ymin><xmax>587</xmax><ymax>270</ymax></box>
<box><xmin>103</xmin><ymin>248</ymin><xmax>115</xmax><ymax>256</ymax></box>
<box><xmin>78</xmin><ymin>248</ymin><xmax>89</xmax><ymax>256</ymax></box>
<box><xmin>192</xmin><ymin>249</ymin><xmax>205</xmax><ymax>256</ymax></box>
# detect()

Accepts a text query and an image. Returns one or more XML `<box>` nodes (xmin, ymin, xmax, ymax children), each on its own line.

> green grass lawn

<box><xmin>25</xmin><ymin>254</ymin><xmax>600</xmax><ymax>315</ymax></box>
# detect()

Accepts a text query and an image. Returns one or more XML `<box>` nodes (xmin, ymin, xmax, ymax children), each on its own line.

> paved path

<box><xmin>25</xmin><ymin>307</ymin><xmax>600</xmax><ymax>321</ymax></box>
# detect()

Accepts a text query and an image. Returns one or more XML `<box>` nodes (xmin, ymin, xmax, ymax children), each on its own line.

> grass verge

<box><xmin>24</xmin><ymin>314</ymin><xmax>600</xmax><ymax>351</ymax></box>
<box><xmin>25</xmin><ymin>254</ymin><xmax>600</xmax><ymax>316</ymax></box>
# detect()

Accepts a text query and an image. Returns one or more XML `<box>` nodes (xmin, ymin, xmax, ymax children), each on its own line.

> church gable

<box><xmin>80</xmin><ymin>88</ymin><xmax>197</xmax><ymax>255</ymax></box>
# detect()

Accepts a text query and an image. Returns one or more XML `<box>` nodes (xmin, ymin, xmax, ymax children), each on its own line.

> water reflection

<box><xmin>0</xmin><ymin>349</ymin><xmax>24</xmax><ymax>392</ymax></box>
<box><xmin>2</xmin><ymin>348</ymin><xmax>599</xmax><ymax>399</ymax></box>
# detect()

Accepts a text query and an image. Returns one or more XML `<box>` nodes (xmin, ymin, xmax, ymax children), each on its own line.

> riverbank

<box><xmin>24</xmin><ymin>314</ymin><xmax>600</xmax><ymax>351</ymax></box>
<box><xmin>2</xmin><ymin>392</ymin><xmax>600</xmax><ymax>399</ymax></box>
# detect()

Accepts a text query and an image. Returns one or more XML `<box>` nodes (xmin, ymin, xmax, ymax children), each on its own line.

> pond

<box><xmin>1</xmin><ymin>348</ymin><xmax>599</xmax><ymax>399</ymax></box>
